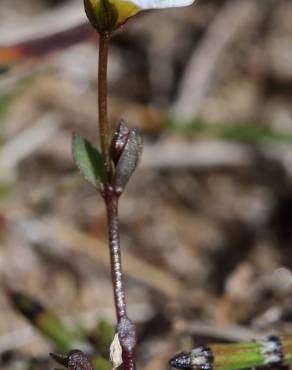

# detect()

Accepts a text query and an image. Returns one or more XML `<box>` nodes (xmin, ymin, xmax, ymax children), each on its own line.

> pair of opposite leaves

<box><xmin>73</xmin><ymin>125</ymin><xmax>142</xmax><ymax>192</ymax></box>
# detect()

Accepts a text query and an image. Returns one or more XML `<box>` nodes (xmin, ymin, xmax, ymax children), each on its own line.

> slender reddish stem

<box><xmin>104</xmin><ymin>189</ymin><xmax>136</xmax><ymax>370</ymax></box>
<box><xmin>105</xmin><ymin>192</ymin><xmax>126</xmax><ymax>321</ymax></box>
<box><xmin>97</xmin><ymin>32</ymin><xmax>137</xmax><ymax>370</ymax></box>
<box><xmin>98</xmin><ymin>32</ymin><xmax>111</xmax><ymax>181</ymax></box>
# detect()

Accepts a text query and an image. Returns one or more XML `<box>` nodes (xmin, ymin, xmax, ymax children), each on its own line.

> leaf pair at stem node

<box><xmin>72</xmin><ymin>120</ymin><xmax>142</xmax><ymax>195</ymax></box>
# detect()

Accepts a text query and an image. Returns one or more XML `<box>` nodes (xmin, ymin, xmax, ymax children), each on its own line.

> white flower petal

<box><xmin>128</xmin><ymin>0</ymin><xmax>195</xmax><ymax>10</ymax></box>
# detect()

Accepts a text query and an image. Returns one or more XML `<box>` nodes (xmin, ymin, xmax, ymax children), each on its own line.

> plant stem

<box><xmin>98</xmin><ymin>31</ymin><xmax>111</xmax><ymax>180</ymax></box>
<box><xmin>105</xmin><ymin>191</ymin><xmax>136</xmax><ymax>370</ymax></box>
<box><xmin>97</xmin><ymin>32</ymin><xmax>137</xmax><ymax>370</ymax></box>
<box><xmin>105</xmin><ymin>193</ymin><xmax>126</xmax><ymax>321</ymax></box>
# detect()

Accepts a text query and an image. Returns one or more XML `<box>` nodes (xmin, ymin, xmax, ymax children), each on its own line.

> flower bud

<box><xmin>84</xmin><ymin>0</ymin><xmax>196</xmax><ymax>34</ymax></box>
<box><xmin>84</xmin><ymin>0</ymin><xmax>118</xmax><ymax>33</ymax></box>
<box><xmin>114</xmin><ymin>128</ymin><xmax>143</xmax><ymax>192</ymax></box>
<box><xmin>110</xmin><ymin>120</ymin><xmax>130</xmax><ymax>165</ymax></box>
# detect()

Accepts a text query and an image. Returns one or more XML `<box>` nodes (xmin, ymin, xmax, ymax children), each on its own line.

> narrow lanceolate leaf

<box><xmin>114</xmin><ymin>128</ymin><xmax>142</xmax><ymax>191</ymax></box>
<box><xmin>9</xmin><ymin>291</ymin><xmax>79</xmax><ymax>352</ymax></box>
<box><xmin>72</xmin><ymin>133</ymin><xmax>104</xmax><ymax>187</ymax></box>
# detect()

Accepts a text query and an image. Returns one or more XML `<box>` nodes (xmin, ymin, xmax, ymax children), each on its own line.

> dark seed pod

<box><xmin>169</xmin><ymin>352</ymin><xmax>192</xmax><ymax>369</ymax></box>
<box><xmin>67</xmin><ymin>350</ymin><xmax>94</xmax><ymax>370</ymax></box>
<box><xmin>110</xmin><ymin>120</ymin><xmax>130</xmax><ymax>165</ymax></box>
<box><xmin>51</xmin><ymin>350</ymin><xmax>94</xmax><ymax>370</ymax></box>
<box><xmin>114</xmin><ymin>128</ymin><xmax>143</xmax><ymax>192</ymax></box>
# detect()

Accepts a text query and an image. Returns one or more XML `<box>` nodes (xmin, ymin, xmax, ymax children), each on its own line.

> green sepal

<box><xmin>72</xmin><ymin>133</ymin><xmax>104</xmax><ymax>187</ymax></box>
<box><xmin>84</xmin><ymin>0</ymin><xmax>118</xmax><ymax>33</ymax></box>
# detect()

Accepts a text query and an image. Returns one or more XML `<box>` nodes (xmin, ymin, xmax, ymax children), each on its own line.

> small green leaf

<box><xmin>72</xmin><ymin>133</ymin><xmax>104</xmax><ymax>187</ymax></box>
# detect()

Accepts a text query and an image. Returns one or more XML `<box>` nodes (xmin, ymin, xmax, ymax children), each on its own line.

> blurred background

<box><xmin>1</xmin><ymin>0</ymin><xmax>292</xmax><ymax>369</ymax></box>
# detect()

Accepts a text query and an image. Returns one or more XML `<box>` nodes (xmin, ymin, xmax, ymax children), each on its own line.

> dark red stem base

<box><xmin>104</xmin><ymin>186</ymin><xmax>137</xmax><ymax>370</ymax></box>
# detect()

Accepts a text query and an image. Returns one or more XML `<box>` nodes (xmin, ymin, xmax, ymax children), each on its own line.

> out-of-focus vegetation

<box><xmin>169</xmin><ymin>120</ymin><xmax>292</xmax><ymax>142</ymax></box>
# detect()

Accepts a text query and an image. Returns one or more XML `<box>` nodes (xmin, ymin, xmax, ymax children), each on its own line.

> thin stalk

<box><xmin>98</xmin><ymin>31</ymin><xmax>111</xmax><ymax>180</ymax></box>
<box><xmin>104</xmin><ymin>187</ymin><xmax>136</xmax><ymax>370</ymax></box>
<box><xmin>105</xmin><ymin>193</ymin><xmax>126</xmax><ymax>321</ymax></box>
<box><xmin>97</xmin><ymin>32</ymin><xmax>137</xmax><ymax>370</ymax></box>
